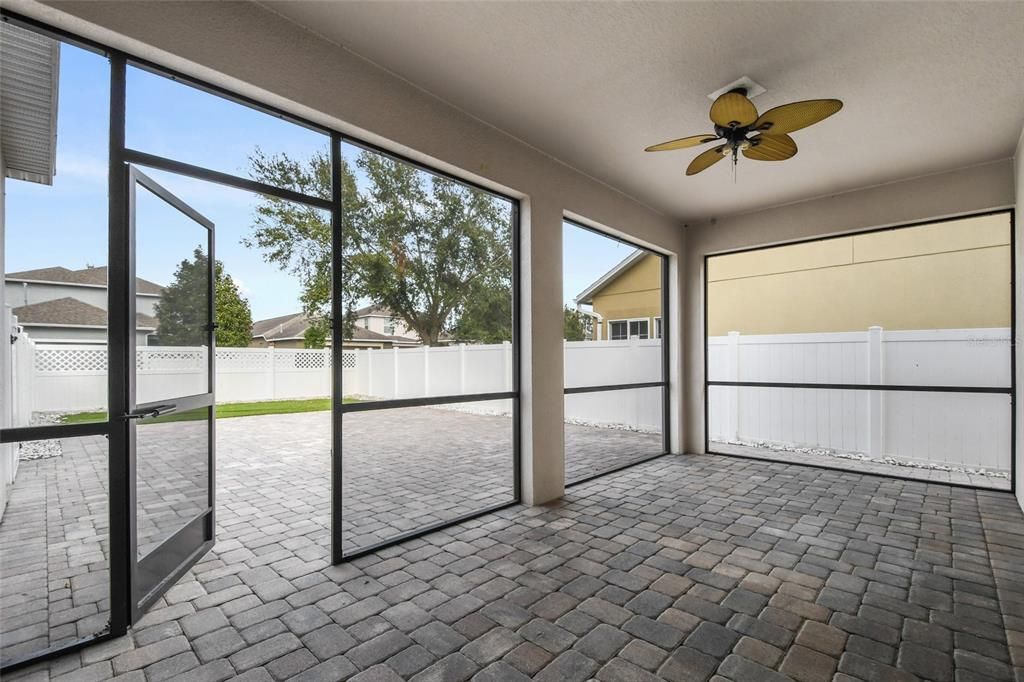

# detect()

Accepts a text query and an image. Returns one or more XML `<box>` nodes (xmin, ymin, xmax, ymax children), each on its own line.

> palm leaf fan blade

<box><xmin>709</xmin><ymin>92</ymin><xmax>758</xmax><ymax>128</ymax></box>
<box><xmin>754</xmin><ymin>99</ymin><xmax>842</xmax><ymax>135</ymax></box>
<box><xmin>686</xmin><ymin>145</ymin><xmax>728</xmax><ymax>175</ymax></box>
<box><xmin>742</xmin><ymin>134</ymin><xmax>797</xmax><ymax>161</ymax></box>
<box><xmin>644</xmin><ymin>134</ymin><xmax>720</xmax><ymax>152</ymax></box>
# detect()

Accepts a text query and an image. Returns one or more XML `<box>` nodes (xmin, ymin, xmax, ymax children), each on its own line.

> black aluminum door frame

<box><xmin>124</xmin><ymin>165</ymin><xmax>217</xmax><ymax>621</ymax></box>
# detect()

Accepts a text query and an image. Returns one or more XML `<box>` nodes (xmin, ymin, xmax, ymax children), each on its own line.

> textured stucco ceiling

<box><xmin>264</xmin><ymin>1</ymin><xmax>1024</xmax><ymax>221</ymax></box>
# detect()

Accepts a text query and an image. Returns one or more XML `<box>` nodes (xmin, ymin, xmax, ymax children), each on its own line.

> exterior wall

<box><xmin>20</xmin><ymin>325</ymin><xmax>152</xmax><ymax>346</ymax></box>
<box><xmin>359</xmin><ymin>313</ymin><xmax>416</xmax><ymax>339</ymax></box>
<box><xmin>2</xmin><ymin>281</ymin><xmax>159</xmax><ymax>317</ymax></box>
<box><xmin>684</xmin><ymin>159</ymin><xmax>1016</xmax><ymax>455</ymax></box>
<box><xmin>23</xmin><ymin>0</ymin><xmax>686</xmax><ymax>504</ymax></box>
<box><xmin>591</xmin><ymin>253</ymin><xmax>662</xmax><ymax>339</ymax></box>
<box><xmin>707</xmin><ymin>212</ymin><xmax>1012</xmax><ymax>336</ymax></box>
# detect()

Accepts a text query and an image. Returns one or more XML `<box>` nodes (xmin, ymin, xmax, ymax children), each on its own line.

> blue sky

<box><xmin>5</xmin><ymin>42</ymin><xmax>636</xmax><ymax>320</ymax></box>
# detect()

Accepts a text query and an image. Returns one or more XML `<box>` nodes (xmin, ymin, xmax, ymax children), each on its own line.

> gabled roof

<box><xmin>251</xmin><ymin>312</ymin><xmax>419</xmax><ymax>345</ymax></box>
<box><xmin>353</xmin><ymin>304</ymin><xmax>395</xmax><ymax>318</ymax></box>
<box><xmin>6</xmin><ymin>266</ymin><xmax>164</xmax><ymax>295</ymax></box>
<box><xmin>574</xmin><ymin>249</ymin><xmax>647</xmax><ymax>305</ymax></box>
<box><xmin>13</xmin><ymin>297</ymin><xmax>157</xmax><ymax>329</ymax></box>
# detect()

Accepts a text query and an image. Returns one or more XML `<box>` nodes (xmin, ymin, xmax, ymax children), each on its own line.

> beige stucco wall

<box><xmin>17</xmin><ymin>0</ymin><xmax>686</xmax><ymax>504</ymax></box>
<box><xmin>592</xmin><ymin>253</ymin><xmax>662</xmax><ymax>338</ymax></box>
<box><xmin>684</xmin><ymin>159</ymin><xmax>1016</xmax><ymax>455</ymax></box>
<box><xmin>707</xmin><ymin>212</ymin><xmax>1011</xmax><ymax>336</ymax></box>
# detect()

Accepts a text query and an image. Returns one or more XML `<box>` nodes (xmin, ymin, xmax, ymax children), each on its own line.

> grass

<box><xmin>61</xmin><ymin>397</ymin><xmax>359</xmax><ymax>425</ymax></box>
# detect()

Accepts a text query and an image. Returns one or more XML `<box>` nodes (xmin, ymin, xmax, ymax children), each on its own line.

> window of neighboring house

<box><xmin>629</xmin><ymin>319</ymin><xmax>650</xmax><ymax>340</ymax></box>
<box><xmin>609</xmin><ymin>320</ymin><xmax>628</xmax><ymax>340</ymax></box>
<box><xmin>654</xmin><ymin>317</ymin><xmax>662</xmax><ymax>339</ymax></box>
<box><xmin>384</xmin><ymin>321</ymin><xmax>396</xmax><ymax>335</ymax></box>
<box><xmin>363</xmin><ymin>318</ymin><xmax>370</xmax><ymax>329</ymax></box>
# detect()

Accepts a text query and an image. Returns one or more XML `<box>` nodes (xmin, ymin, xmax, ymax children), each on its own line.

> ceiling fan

<box><xmin>645</xmin><ymin>88</ymin><xmax>842</xmax><ymax>176</ymax></box>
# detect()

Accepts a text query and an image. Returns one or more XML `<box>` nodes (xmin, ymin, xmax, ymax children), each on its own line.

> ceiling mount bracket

<box><xmin>708</xmin><ymin>76</ymin><xmax>766</xmax><ymax>101</ymax></box>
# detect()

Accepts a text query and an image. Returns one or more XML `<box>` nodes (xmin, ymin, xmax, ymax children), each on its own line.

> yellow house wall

<box><xmin>591</xmin><ymin>253</ymin><xmax>663</xmax><ymax>337</ymax></box>
<box><xmin>707</xmin><ymin>213</ymin><xmax>1011</xmax><ymax>336</ymax></box>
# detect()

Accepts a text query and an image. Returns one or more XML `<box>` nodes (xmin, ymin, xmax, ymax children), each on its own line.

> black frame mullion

<box><xmin>330</xmin><ymin>133</ymin><xmax>344</xmax><ymax>564</ymax></box>
<box><xmin>702</xmin><ymin>208</ymin><xmax>1017</xmax><ymax>494</ymax></box>
<box><xmin>707</xmin><ymin>381</ymin><xmax>1011</xmax><ymax>394</ymax></box>
<box><xmin>122</xmin><ymin>149</ymin><xmax>333</xmax><ymax>211</ymax></box>
<box><xmin>107</xmin><ymin>51</ymin><xmax>132</xmax><ymax>643</ymax></box>
<box><xmin>564</xmin><ymin>382</ymin><xmax>664</xmax><ymax>395</ymax></box>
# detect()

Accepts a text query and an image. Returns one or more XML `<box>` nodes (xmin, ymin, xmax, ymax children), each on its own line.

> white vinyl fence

<box><xmin>8</xmin><ymin>327</ymin><xmax>1013</xmax><ymax>472</ymax></box>
<box><xmin>708</xmin><ymin>327</ymin><xmax>1012</xmax><ymax>472</ymax></box>
<box><xmin>14</xmin><ymin>337</ymin><xmax>665</xmax><ymax>432</ymax></box>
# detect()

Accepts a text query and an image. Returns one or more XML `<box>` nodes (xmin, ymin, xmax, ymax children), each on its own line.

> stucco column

<box><xmin>683</xmin><ymin>226</ymin><xmax>706</xmax><ymax>454</ymax></box>
<box><xmin>519</xmin><ymin>197</ymin><xmax>564</xmax><ymax>505</ymax></box>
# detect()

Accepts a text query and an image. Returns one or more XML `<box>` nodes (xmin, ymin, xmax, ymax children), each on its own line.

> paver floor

<box><xmin>0</xmin><ymin>408</ymin><xmax>661</xmax><ymax>667</ymax></box>
<box><xmin>3</xmin><ymin>451</ymin><xmax>1023</xmax><ymax>681</ymax></box>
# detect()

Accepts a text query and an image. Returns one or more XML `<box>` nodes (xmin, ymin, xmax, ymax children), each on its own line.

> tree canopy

<box><xmin>246</xmin><ymin>147</ymin><xmax>513</xmax><ymax>346</ymax></box>
<box><xmin>154</xmin><ymin>247</ymin><xmax>253</xmax><ymax>347</ymax></box>
<box><xmin>563</xmin><ymin>306</ymin><xmax>593</xmax><ymax>342</ymax></box>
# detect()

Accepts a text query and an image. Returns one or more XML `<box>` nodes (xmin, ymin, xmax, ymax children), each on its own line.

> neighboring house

<box><xmin>352</xmin><ymin>304</ymin><xmax>419</xmax><ymax>340</ymax></box>
<box><xmin>5</xmin><ymin>266</ymin><xmax>163</xmax><ymax>345</ymax></box>
<box><xmin>251</xmin><ymin>307</ymin><xmax>422</xmax><ymax>350</ymax></box>
<box><xmin>575</xmin><ymin>250</ymin><xmax>663</xmax><ymax>341</ymax></box>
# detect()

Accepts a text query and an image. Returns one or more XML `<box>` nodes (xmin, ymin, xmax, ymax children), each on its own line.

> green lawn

<box><xmin>62</xmin><ymin>398</ymin><xmax>358</xmax><ymax>425</ymax></box>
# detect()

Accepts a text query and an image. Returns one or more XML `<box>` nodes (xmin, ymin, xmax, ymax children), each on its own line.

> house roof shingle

<box><xmin>252</xmin><ymin>311</ymin><xmax>418</xmax><ymax>345</ymax></box>
<box><xmin>13</xmin><ymin>297</ymin><xmax>157</xmax><ymax>329</ymax></box>
<box><xmin>6</xmin><ymin>265</ymin><xmax>164</xmax><ymax>295</ymax></box>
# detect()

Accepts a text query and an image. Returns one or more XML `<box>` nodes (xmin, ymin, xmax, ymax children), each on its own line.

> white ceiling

<box><xmin>265</xmin><ymin>1</ymin><xmax>1024</xmax><ymax>221</ymax></box>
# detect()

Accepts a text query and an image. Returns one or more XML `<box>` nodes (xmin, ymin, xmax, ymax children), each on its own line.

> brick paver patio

<box><xmin>0</xmin><ymin>408</ymin><xmax>661</xmax><ymax>667</ymax></box>
<box><xmin>2</xmin><ymin>419</ymin><xmax>1022</xmax><ymax>680</ymax></box>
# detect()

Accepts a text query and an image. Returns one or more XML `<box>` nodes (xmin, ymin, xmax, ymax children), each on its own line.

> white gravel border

<box><xmin>720</xmin><ymin>439</ymin><xmax>1009</xmax><ymax>479</ymax></box>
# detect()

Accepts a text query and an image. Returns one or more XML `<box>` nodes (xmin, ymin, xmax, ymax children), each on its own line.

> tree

<box><xmin>154</xmin><ymin>247</ymin><xmax>253</xmax><ymax>347</ymax></box>
<box><xmin>564</xmin><ymin>306</ymin><xmax>593</xmax><ymax>341</ymax></box>
<box><xmin>214</xmin><ymin>265</ymin><xmax>254</xmax><ymax>347</ymax></box>
<box><xmin>246</xmin><ymin>147</ymin><xmax>512</xmax><ymax>346</ymax></box>
<box><xmin>303</xmin><ymin>324</ymin><xmax>328</xmax><ymax>349</ymax></box>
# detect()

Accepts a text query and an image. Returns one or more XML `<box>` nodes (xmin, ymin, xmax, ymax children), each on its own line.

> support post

<box><xmin>365</xmin><ymin>348</ymin><xmax>373</xmax><ymax>397</ymax></box>
<box><xmin>458</xmin><ymin>343</ymin><xmax>466</xmax><ymax>393</ymax></box>
<box><xmin>867</xmin><ymin>325</ymin><xmax>884</xmax><ymax>457</ymax></box>
<box><xmin>503</xmin><ymin>340</ymin><xmax>512</xmax><ymax>392</ymax></box>
<box><xmin>267</xmin><ymin>344</ymin><xmax>276</xmax><ymax>400</ymax></box>
<box><xmin>423</xmin><ymin>344</ymin><xmax>430</xmax><ymax>397</ymax></box>
<box><xmin>726</xmin><ymin>331</ymin><xmax>740</xmax><ymax>442</ymax></box>
<box><xmin>392</xmin><ymin>346</ymin><xmax>399</xmax><ymax>399</ymax></box>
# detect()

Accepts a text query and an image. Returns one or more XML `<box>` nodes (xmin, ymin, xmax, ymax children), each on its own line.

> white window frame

<box><xmin>608</xmin><ymin>318</ymin><xmax>650</xmax><ymax>340</ymax></box>
<box><xmin>608</xmin><ymin>319</ymin><xmax>629</xmax><ymax>340</ymax></box>
<box><xmin>654</xmin><ymin>317</ymin><xmax>662</xmax><ymax>339</ymax></box>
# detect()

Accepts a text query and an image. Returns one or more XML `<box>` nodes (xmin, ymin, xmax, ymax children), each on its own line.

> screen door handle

<box><xmin>123</xmin><ymin>404</ymin><xmax>177</xmax><ymax>420</ymax></box>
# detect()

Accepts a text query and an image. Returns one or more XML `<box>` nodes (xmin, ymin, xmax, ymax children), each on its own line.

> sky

<box><xmin>5</xmin><ymin>41</ymin><xmax>640</xmax><ymax>321</ymax></box>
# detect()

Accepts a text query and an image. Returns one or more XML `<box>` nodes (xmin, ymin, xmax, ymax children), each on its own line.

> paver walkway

<box><xmin>0</xmin><ymin>408</ymin><xmax>661</xmax><ymax>666</ymax></box>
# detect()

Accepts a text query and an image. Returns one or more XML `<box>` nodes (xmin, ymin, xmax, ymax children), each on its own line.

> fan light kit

<box><xmin>645</xmin><ymin>82</ymin><xmax>842</xmax><ymax>177</ymax></box>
